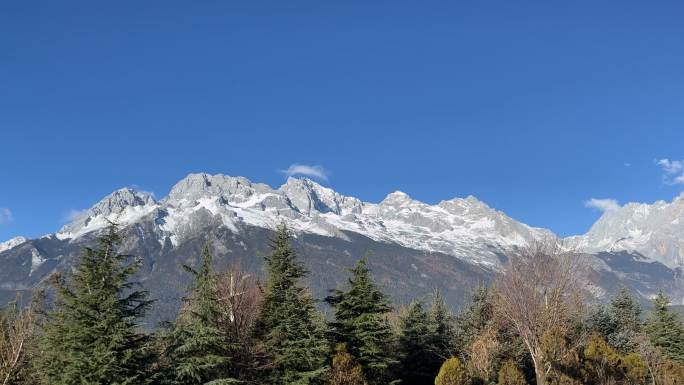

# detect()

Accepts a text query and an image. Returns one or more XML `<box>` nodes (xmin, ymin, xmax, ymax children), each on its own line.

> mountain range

<box><xmin>1</xmin><ymin>173</ymin><xmax>682</xmax><ymax>325</ymax></box>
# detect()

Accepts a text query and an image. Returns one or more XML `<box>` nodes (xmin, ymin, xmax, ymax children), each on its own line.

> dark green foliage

<box><xmin>36</xmin><ymin>227</ymin><xmax>154</xmax><ymax>385</ymax></box>
<box><xmin>454</xmin><ymin>286</ymin><xmax>493</xmax><ymax>354</ymax></box>
<box><xmin>586</xmin><ymin>288</ymin><xmax>643</xmax><ymax>354</ymax></box>
<box><xmin>325</xmin><ymin>257</ymin><xmax>396</xmax><ymax>384</ymax></box>
<box><xmin>429</xmin><ymin>291</ymin><xmax>458</xmax><ymax>360</ymax></box>
<box><xmin>255</xmin><ymin>225</ymin><xmax>328</xmax><ymax>385</ymax></box>
<box><xmin>644</xmin><ymin>291</ymin><xmax>684</xmax><ymax>365</ymax></box>
<box><xmin>396</xmin><ymin>301</ymin><xmax>443</xmax><ymax>385</ymax></box>
<box><xmin>161</xmin><ymin>245</ymin><xmax>238</xmax><ymax>385</ymax></box>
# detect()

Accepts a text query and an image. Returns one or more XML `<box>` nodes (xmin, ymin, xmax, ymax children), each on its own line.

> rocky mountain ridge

<box><xmin>1</xmin><ymin>173</ymin><xmax>683</xmax><ymax>322</ymax></box>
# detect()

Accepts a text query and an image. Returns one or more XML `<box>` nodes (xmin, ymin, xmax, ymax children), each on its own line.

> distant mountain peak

<box><xmin>56</xmin><ymin>187</ymin><xmax>158</xmax><ymax>240</ymax></box>
<box><xmin>381</xmin><ymin>191</ymin><xmax>414</xmax><ymax>205</ymax></box>
<box><xmin>573</xmin><ymin>191</ymin><xmax>684</xmax><ymax>267</ymax></box>
<box><xmin>0</xmin><ymin>236</ymin><xmax>27</xmax><ymax>253</ymax></box>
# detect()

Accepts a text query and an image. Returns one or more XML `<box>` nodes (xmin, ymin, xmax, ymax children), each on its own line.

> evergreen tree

<box><xmin>585</xmin><ymin>289</ymin><xmax>643</xmax><ymax>354</ymax></box>
<box><xmin>255</xmin><ymin>225</ymin><xmax>328</xmax><ymax>385</ymax></box>
<box><xmin>608</xmin><ymin>288</ymin><xmax>642</xmax><ymax>353</ymax></box>
<box><xmin>609</xmin><ymin>288</ymin><xmax>642</xmax><ymax>333</ymax></box>
<box><xmin>644</xmin><ymin>291</ymin><xmax>684</xmax><ymax>365</ymax></box>
<box><xmin>325</xmin><ymin>257</ymin><xmax>396</xmax><ymax>384</ymax></box>
<box><xmin>454</xmin><ymin>286</ymin><xmax>493</xmax><ymax>354</ymax></box>
<box><xmin>396</xmin><ymin>301</ymin><xmax>443</xmax><ymax>385</ymax></box>
<box><xmin>429</xmin><ymin>290</ymin><xmax>457</xmax><ymax>360</ymax></box>
<box><xmin>162</xmin><ymin>245</ymin><xmax>238</xmax><ymax>385</ymax></box>
<box><xmin>36</xmin><ymin>227</ymin><xmax>154</xmax><ymax>385</ymax></box>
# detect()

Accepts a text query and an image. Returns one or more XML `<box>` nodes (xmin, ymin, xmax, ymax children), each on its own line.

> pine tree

<box><xmin>325</xmin><ymin>257</ymin><xmax>396</xmax><ymax>384</ymax></box>
<box><xmin>36</xmin><ymin>227</ymin><xmax>154</xmax><ymax>385</ymax></box>
<box><xmin>609</xmin><ymin>288</ymin><xmax>642</xmax><ymax>333</ymax></box>
<box><xmin>586</xmin><ymin>288</ymin><xmax>643</xmax><ymax>354</ymax></box>
<box><xmin>255</xmin><ymin>225</ymin><xmax>328</xmax><ymax>385</ymax></box>
<box><xmin>644</xmin><ymin>291</ymin><xmax>684</xmax><ymax>365</ymax></box>
<box><xmin>429</xmin><ymin>290</ymin><xmax>457</xmax><ymax>360</ymax></box>
<box><xmin>608</xmin><ymin>288</ymin><xmax>642</xmax><ymax>353</ymax></box>
<box><xmin>396</xmin><ymin>301</ymin><xmax>443</xmax><ymax>385</ymax></box>
<box><xmin>454</xmin><ymin>286</ymin><xmax>493</xmax><ymax>354</ymax></box>
<box><xmin>163</xmin><ymin>245</ymin><xmax>238</xmax><ymax>385</ymax></box>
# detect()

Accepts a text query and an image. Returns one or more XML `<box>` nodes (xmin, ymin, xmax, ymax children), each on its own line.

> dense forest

<box><xmin>1</xmin><ymin>225</ymin><xmax>683</xmax><ymax>385</ymax></box>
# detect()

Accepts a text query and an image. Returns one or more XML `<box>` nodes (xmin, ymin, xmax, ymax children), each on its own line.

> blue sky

<box><xmin>1</xmin><ymin>1</ymin><xmax>683</xmax><ymax>241</ymax></box>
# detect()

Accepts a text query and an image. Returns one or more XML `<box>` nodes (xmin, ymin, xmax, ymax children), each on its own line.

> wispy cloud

<box><xmin>281</xmin><ymin>164</ymin><xmax>329</xmax><ymax>181</ymax></box>
<box><xmin>0</xmin><ymin>208</ymin><xmax>12</xmax><ymax>225</ymax></box>
<box><xmin>63</xmin><ymin>209</ymin><xmax>87</xmax><ymax>222</ymax></box>
<box><xmin>656</xmin><ymin>159</ymin><xmax>684</xmax><ymax>184</ymax></box>
<box><xmin>585</xmin><ymin>198</ymin><xmax>620</xmax><ymax>213</ymax></box>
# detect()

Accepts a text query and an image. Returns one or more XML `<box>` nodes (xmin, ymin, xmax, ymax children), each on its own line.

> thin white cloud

<box><xmin>656</xmin><ymin>159</ymin><xmax>684</xmax><ymax>184</ymax></box>
<box><xmin>0</xmin><ymin>208</ymin><xmax>12</xmax><ymax>225</ymax></box>
<box><xmin>585</xmin><ymin>198</ymin><xmax>620</xmax><ymax>213</ymax></box>
<box><xmin>63</xmin><ymin>209</ymin><xmax>87</xmax><ymax>222</ymax></box>
<box><xmin>281</xmin><ymin>164</ymin><xmax>328</xmax><ymax>181</ymax></box>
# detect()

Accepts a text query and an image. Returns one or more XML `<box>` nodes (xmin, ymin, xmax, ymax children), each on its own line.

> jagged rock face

<box><xmin>1</xmin><ymin>172</ymin><xmax>683</xmax><ymax>321</ymax></box>
<box><xmin>570</xmin><ymin>192</ymin><xmax>684</xmax><ymax>268</ymax></box>
<box><xmin>57</xmin><ymin>188</ymin><xmax>158</xmax><ymax>240</ymax></box>
<box><xmin>48</xmin><ymin>173</ymin><xmax>555</xmax><ymax>268</ymax></box>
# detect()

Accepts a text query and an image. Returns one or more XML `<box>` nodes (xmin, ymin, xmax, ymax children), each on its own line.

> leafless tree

<box><xmin>0</xmin><ymin>293</ymin><xmax>43</xmax><ymax>385</ymax></box>
<box><xmin>215</xmin><ymin>262</ymin><xmax>263</xmax><ymax>372</ymax></box>
<box><xmin>494</xmin><ymin>241</ymin><xmax>587</xmax><ymax>385</ymax></box>
<box><xmin>466</xmin><ymin>325</ymin><xmax>499</xmax><ymax>382</ymax></box>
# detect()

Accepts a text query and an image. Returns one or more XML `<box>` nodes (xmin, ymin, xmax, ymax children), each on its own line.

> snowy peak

<box><xmin>0</xmin><ymin>236</ymin><xmax>27</xmax><ymax>253</ymax></box>
<box><xmin>40</xmin><ymin>173</ymin><xmax>556</xmax><ymax>267</ymax></box>
<box><xmin>165</xmin><ymin>173</ymin><xmax>273</xmax><ymax>208</ymax></box>
<box><xmin>572</xmin><ymin>193</ymin><xmax>684</xmax><ymax>267</ymax></box>
<box><xmin>57</xmin><ymin>187</ymin><xmax>158</xmax><ymax>240</ymax></box>
<box><xmin>279</xmin><ymin>177</ymin><xmax>362</xmax><ymax>215</ymax></box>
<box><xmin>380</xmin><ymin>191</ymin><xmax>416</xmax><ymax>206</ymax></box>
<box><xmin>88</xmin><ymin>188</ymin><xmax>156</xmax><ymax>217</ymax></box>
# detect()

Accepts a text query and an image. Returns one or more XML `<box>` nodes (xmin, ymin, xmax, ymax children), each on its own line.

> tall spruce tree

<box><xmin>586</xmin><ymin>288</ymin><xmax>643</xmax><ymax>354</ymax></box>
<box><xmin>36</xmin><ymin>226</ymin><xmax>154</xmax><ymax>385</ymax></box>
<box><xmin>644</xmin><ymin>291</ymin><xmax>684</xmax><ymax>365</ymax></box>
<box><xmin>454</xmin><ymin>286</ymin><xmax>493</xmax><ymax>354</ymax></box>
<box><xmin>254</xmin><ymin>225</ymin><xmax>328</xmax><ymax>385</ymax></box>
<box><xmin>429</xmin><ymin>290</ymin><xmax>457</xmax><ymax>360</ymax></box>
<box><xmin>325</xmin><ymin>257</ymin><xmax>396</xmax><ymax>384</ymax></box>
<box><xmin>162</xmin><ymin>245</ymin><xmax>238</xmax><ymax>385</ymax></box>
<box><xmin>397</xmin><ymin>301</ymin><xmax>443</xmax><ymax>385</ymax></box>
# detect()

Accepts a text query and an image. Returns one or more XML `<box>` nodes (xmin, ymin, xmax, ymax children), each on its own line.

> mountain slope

<box><xmin>569</xmin><ymin>192</ymin><xmax>684</xmax><ymax>268</ymax></box>
<box><xmin>1</xmin><ymin>173</ymin><xmax>682</xmax><ymax>324</ymax></box>
<box><xmin>52</xmin><ymin>173</ymin><xmax>557</xmax><ymax>268</ymax></box>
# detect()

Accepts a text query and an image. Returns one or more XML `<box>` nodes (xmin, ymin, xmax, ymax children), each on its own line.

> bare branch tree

<box><xmin>215</xmin><ymin>262</ymin><xmax>263</xmax><ymax>373</ymax></box>
<box><xmin>0</xmin><ymin>293</ymin><xmax>42</xmax><ymax>385</ymax></box>
<box><xmin>494</xmin><ymin>241</ymin><xmax>588</xmax><ymax>385</ymax></box>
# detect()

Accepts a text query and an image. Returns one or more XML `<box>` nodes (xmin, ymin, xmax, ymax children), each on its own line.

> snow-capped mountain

<box><xmin>569</xmin><ymin>192</ymin><xmax>684</xmax><ymax>268</ymax></box>
<box><xmin>1</xmin><ymin>173</ymin><xmax>682</xmax><ymax>323</ymax></box>
<box><xmin>50</xmin><ymin>173</ymin><xmax>556</xmax><ymax>268</ymax></box>
<box><xmin>0</xmin><ymin>236</ymin><xmax>27</xmax><ymax>253</ymax></box>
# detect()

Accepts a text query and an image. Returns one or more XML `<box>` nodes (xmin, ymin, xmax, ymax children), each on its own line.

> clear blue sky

<box><xmin>1</xmin><ymin>1</ymin><xmax>683</xmax><ymax>241</ymax></box>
